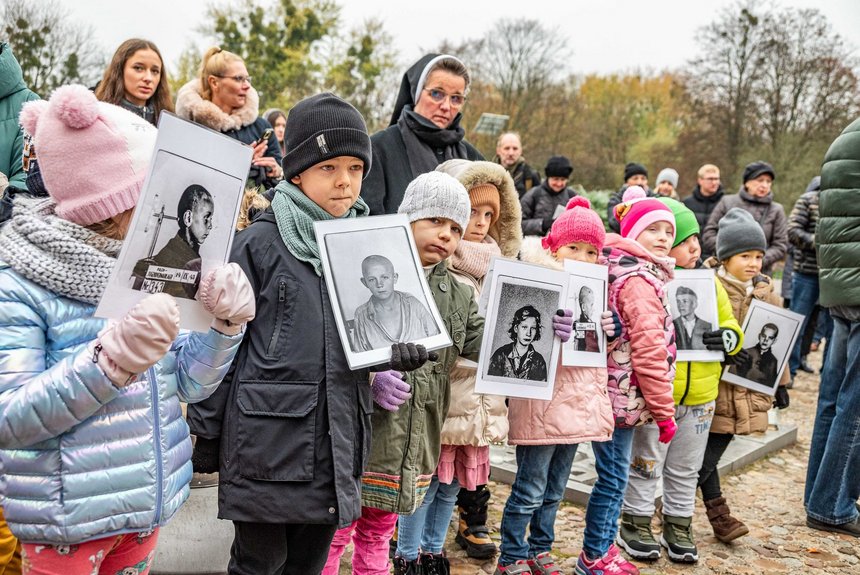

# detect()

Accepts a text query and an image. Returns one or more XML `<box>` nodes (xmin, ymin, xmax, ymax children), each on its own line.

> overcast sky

<box><xmin>59</xmin><ymin>0</ymin><xmax>859</xmax><ymax>76</ymax></box>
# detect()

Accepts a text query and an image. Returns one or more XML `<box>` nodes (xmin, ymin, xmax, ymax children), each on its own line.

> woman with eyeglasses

<box><xmin>362</xmin><ymin>53</ymin><xmax>483</xmax><ymax>215</ymax></box>
<box><xmin>95</xmin><ymin>39</ymin><xmax>173</xmax><ymax>126</ymax></box>
<box><xmin>176</xmin><ymin>47</ymin><xmax>283</xmax><ymax>188</ymax></box>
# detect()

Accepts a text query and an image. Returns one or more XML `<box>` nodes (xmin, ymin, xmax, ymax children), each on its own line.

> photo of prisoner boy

<box><xmin>731</xmin><ymin>322</ymin><xmax>780</xmax><ymax>388</ymax></box>
<box><xmin>131</xmin><ymin>184</ymin><xmax>213</xmax><ymax>299</ymax></box>
<box><xmin>574</xmin><ymin>285</ymin><xmax>600</xmax><ymax>352</ymax></box>
<box><xmin>351</xmin><ymin>254</ymin><xmax>440</xmax><ymax>352</ymax></box>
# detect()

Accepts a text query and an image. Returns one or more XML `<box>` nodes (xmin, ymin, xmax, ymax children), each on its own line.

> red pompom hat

<box><xmin>542</xmin><ymin>196</ymin><xmax>606</xmax><ymax>253</ymax></box>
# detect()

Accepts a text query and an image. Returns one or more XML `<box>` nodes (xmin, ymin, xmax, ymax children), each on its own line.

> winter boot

<box><xmin>393</xmin><ymin>555</ymin><xmax>420</xmax><ymax>575</ymax></box>
<box><xmin>660</xmin><ymin>515</ymin><xmax>698</xmax><ymax>563</ymax></box>
<box><xmin>617</xmin><ymin>512</ymin><xmax>660</xmax><ymax>560</ymax></box>
<box><xmin>456</xmin><ymin>486</ymin><xmax>497</xmax><ymax>558</ymax></box>
<box><xmin>704</xmin><ymin>497</ymin><xmax>749</xmax><ymax>542</ymax></box>
<box><xmin>420</xmin><ymin>552</ymin><xmax>450</xmax><ymax>575</ymax></box>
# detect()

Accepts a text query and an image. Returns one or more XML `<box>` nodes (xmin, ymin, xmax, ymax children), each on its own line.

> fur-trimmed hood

<box><xmin>175</xmin><ymin>78</ymin><xmax>260</xmax><ymax>132</ymax></box>
<box><xmin>519</xmin><ymin>235</ymin><xmax>561</xmax><ymax>270</ymax></box>
<box><xmin>435</xmin><ymin>159</ymin><xmax>522</xmax><ymax>258</ymax></box>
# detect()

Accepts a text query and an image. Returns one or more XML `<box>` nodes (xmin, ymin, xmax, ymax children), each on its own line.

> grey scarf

<box><xmin>0</xmin><ymin>198</ymin><xmax>122</xmax><ymax>305</ymax></box>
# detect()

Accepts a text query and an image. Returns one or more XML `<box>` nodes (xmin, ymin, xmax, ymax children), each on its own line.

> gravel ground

<box><xmin>339</xmin><ymin>346</ymin><xmax>858</xmax><ymax>574</ymax></box>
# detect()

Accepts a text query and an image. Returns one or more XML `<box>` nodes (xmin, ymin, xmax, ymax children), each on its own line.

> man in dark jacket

<box><xmin>520</xmin><ymin>155</ymin><xmax>576</xmax><ymax>236</ymax></box>
<box><xmin>805</xmin><ymin>117</ymin><xmax>860</xmax><ymax>537</ymax></box>
<box><xmin>494</xmin><ymin>132</ymin><xmax>541</xmax><ymax>198</ymax></box>
<box><xmin>683</xmin><ymin>164</ymin><xmax>724</xmax><ymax>258</ymax></box>
<box><xmin>607</xmin><ymin>162</ymin><xmax>650</xmax><ymax>232</ymax></box>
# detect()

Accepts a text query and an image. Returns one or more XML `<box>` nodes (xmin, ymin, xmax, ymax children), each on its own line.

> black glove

<box><xmin>389</xmin><ymin>342</ymin><xmax>438</xmax><ymax>372</ymax></box>
<box><xmin>542</xmin><ymin>217</ymin><xmax>554</xmax><ymax>234</ymax></box>
<box><xmin>725</xmin><ymin>348</ymin><xmax>752</xmax><ymax>371</ymax></box>
<box><xmin>702</xmin><ymin>329</ymin><xmax>739</xmax><ymax>353</ymax></box>
<box><xmin>191</xmin><ymin>436</ymin><xmax>220</xmax><ymax>474</ymax></box>
<box><xmin>773</xmin><ymin>386</ymin><xmax>790</xmax><ymax>409</ymax></box>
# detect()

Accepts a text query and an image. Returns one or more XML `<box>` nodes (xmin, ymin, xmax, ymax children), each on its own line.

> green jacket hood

<box><xmin>0</xmin><ymin>43</ymin><xmax>27</xmax><ymax>100</ymax></box>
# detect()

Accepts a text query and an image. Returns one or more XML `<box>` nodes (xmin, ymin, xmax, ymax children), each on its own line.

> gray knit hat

<box><xmin>398</xmin><ymin>171</ymin><xmax>470</xmax><ymax>232</ymax></box>
<box><xmin>656</xmin><ymin>168</ymin><xmax>679</xmax><ymax>188</ymax></box>
<box><xmin>716</xmin><ymin>208</ymin><xmax>767</xmax><ymax>261</ymax></box>
<box><xmin>282</xmin><ymin>92</ymin><xmax>371</xmax><ymax>180</ymax></box>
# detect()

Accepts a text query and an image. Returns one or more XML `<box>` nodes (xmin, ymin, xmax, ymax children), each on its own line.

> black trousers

<box><xmin>228</xmin><ymin>521</ymin><xmax>338</xmax><ymax>575</ymax></box>
<box><xmin>697</xmin><ymin>432</ymin><xmax>734</xmax><ymax>501</ymax></box>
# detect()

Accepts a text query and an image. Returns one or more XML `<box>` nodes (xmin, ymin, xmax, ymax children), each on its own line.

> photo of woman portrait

<box><xmin>487</xmin><ymin>304</ymin><xmax>548</xmax><ymax>381</ymax></box>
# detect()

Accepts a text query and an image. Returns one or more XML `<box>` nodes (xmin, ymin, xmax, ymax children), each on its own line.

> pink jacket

<box><xmin>507</xmin><ymin>238</ymin><xmax>614</xmax><ymax>445</ymax></box>
<box><xmin>603</xmin><ymin>234</ymin><xmax>677</xmax><ymax>426</ymax></box>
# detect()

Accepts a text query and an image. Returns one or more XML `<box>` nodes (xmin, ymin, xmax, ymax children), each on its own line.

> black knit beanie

<box><xmin>545</xmin><ymin>155</ymin><xmax>573</xmax><ymax>178</ymax></box>
<box><xmin>282</xmin><ymin>92</ymin><xmax>372</xmax><ymax>180</ymax></box>
<box><xmin>624</xmin><ymin>162</ymin><xmax>648</xmax><ymax>182</ymax></box>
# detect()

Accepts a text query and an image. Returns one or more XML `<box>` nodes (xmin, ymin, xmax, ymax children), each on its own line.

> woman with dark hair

<box><xmin>263</xmin><ymin>108</ymin><xmax>287</xmax><ymax>157</ymax></box>
<box><xmin>488</xmin><ymin>305</ymin><xmax>548</xmax><ymax>381</ymax></box>
<box><xmin>94</xmin><ymin>38</ymin><xmax>173</xmax><ymax>125</ymax></box>
<box><xmin>362</xmin><ymin>53</ymin><xmax>483</xmax><ymax>215</ymax></box>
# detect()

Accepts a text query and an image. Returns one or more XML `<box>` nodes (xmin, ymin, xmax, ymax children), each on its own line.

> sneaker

<box><xmin>574</xmin><ymin>545</ymin><xmax>639</xmax><ymax>575</ymax></box>
<box><xmin>617</xmin><ymin>513</ymin><xmax>660</xmax><ymax>560</ymax></box>
<box><xmin>494</xmin><ymin>560</ymin><xmax>533</xmax><ymax>575</ymax></box>
<box><xmin>527</xmin><ymin>551</ymin><xmax>563</xmax><ymax>575</ymax></box>
<box><xmin>420</xmin><ymin>552</ymin><xmax>450</xmax><ymax>575</ymax></box>
<box><xmin>660</xmin><ymin>515</ymin><xmax>698</xmax><ymax>563</ymax></box>
<box><xmin>455</xmin><ymin>517</ymin><xmax>498</xmax><ymax>559</ymax></box>
<box><xmin>806</xmin><ymin>514</ymin><xmax>860</xmax><ymax>537</ymax></box>
<box><xmin>393</xmin><ymin>555</ymin><xmax>420</xmax><ymax>575</ymax></box>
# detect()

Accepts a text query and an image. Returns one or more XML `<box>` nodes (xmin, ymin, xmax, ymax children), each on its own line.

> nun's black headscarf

<box><xmin>388</xmin><ymin>53</ymin><xmax>470</xmax><ymax>127</ymax></box>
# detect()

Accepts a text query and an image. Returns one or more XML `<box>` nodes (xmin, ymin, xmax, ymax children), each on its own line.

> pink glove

<box><xmin>553</xmin><ymin>309</ymin><xmax>573</xmax><ymax>342</ymax></box>
<box><xmin>601</xmin><ymin>310</ymin><xmax>622</xmax><ymax>341</ymax></box>
<box><xmin>371</xmin><ymin>370</ymin><xmax>411</xmax><ymax>411</ymax></box>
<box><xmin>95</xmin><ymin>293</ymin><xmax>180</xmax><ymax>387</ymax></box>
<box><xmin>197</xmin><ymin>263</ymin><xmax>256</xmax><ymax>335</ymax></box>
<box><xmin>657</xmin><ymin>418</ymin><xmax>678</xmax><ymax>444</ymax></box>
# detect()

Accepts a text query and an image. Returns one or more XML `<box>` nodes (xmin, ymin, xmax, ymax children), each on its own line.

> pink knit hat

<box><xmin>614</xmin><ymin>186</ymin><xmax>676</xmax><ymax>242</ymax></box>
<box><xmin>18</xmin><ymin>85</ymin><xmax>157</xmax><ymax>226</ymax></box>
<box><xmin>542</xmin><ymin>196</ymin><xmax>606</xmax><ymax>253</ymax></box>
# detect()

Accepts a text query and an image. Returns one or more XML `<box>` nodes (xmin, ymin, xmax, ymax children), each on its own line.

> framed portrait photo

<box><xmin>95</xmin><ymin>112</ymin><xmax>252</xmax><ymax>331</ymax></box>
<box><xmin>476</xmin><ymin>258</ymin><xmax>566</xmax><ymax>400</ymax></box>
<box><xmin>667</xmin><ymin>269</ymin><xmax>722</xmax><ymax>362</ymax></box>
<box><xmin>562</xmin><ymin>259</ymin><xmax>608</xmax><ymax>368</ymax></box>
<box><xmin>315</xmin><ymin>214</ymin><xmax>451</xmax><ymax>369</ymax></box>
<box><xmin>722</xmin><ymin>299</ymin><xmax>804</xmax><ymax>396</ymax></box>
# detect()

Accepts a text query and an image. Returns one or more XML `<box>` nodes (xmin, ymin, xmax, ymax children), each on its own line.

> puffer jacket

<box><xmin>520</xmin><ymin>181</ymin><xmax>577</xmax><ymax>236</ymax></box>
<box><xmin>603</xmin><ymin>234</ymin><xmax>677</xmax><ymax>426</ymax></box>
<box><xmin>682</xmin><ymin>185</ymin><xmax>725</xmax><ymax>232</ymax></box>
<box><xmin>818</xmin><ymin>117</ymin><xmax>860</xmax><ymax>310</ymax></box>
<box><xmin>787</xmin><ymin>177</ymin><xmax>821</xmax><ymax>276</ymax></box>
<box><xmin>0</xmin><ymin>263</ymin><xmax>241</xmax><ymax>544</ymax></box>
<box><xmin>709</xmin><ymin>263</ymin><xmax>789</xmax><ymax>435</ymax></box>
<box><xmin>0</xmin><ymin>43</ymin><xmax>39</xmax><ymax>191</ymax></box>
<box><xmin>361</xmin><ymin>261</ymin><xmax>484</xmax><ymax>514</ymax></box>
<box><xmin>672</xmin><ymin>274</ymin><xmax>744</xmax><ymax>406</ymax></box>
<box><xmin>701</xmin><ymin>189</ymin><xmax>788</xmax><ymax>275</ymax></box>
<box><xmin>436</xmin><ymin>159</ymin><xmax>521</xmax><ymax>447</ymax></box>
<box><xmin>507</xmin><ymin>239</ymin><xmax>614</xmax><ymax>445</ymax></box>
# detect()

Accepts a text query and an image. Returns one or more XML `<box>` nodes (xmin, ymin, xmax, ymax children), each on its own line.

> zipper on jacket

<box><xmin>267</xmin><ymin>280</ymin><xmax>287</xmax><ymax>356</ymax></box>
<box><xmin>149</xmin><ymin>366</ymin><xmax>164</xmax><ymax>526</ymax></box>
<box><xmin>679</xmin><ymin>365</ymin><xmax>692</xmax><ymax>405</ymax></box>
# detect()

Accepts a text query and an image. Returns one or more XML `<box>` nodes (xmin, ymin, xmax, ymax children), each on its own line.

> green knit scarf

<box><xmin>270</xmin><ymin>180</ymin><xmax>370</xmax><ymax>275</ymax></box>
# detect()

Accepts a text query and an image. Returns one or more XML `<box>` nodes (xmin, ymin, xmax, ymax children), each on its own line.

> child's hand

<box><xmin>702</xmin><ymin>329</ymin><xmax>738</xmax><ymax>353</ymax></box>
<box><xmin>601</xmin><ymin>310</ymin><xmax>622</xmax><ymax>342</ymax></box>
<box><xmin>197</xmin><ymin>263</ymin><xmax>257</xmax><ymax>336</ymax></box>
<box><xmin>657</xmin><ymin>417</ymin><xmax>678</xmax><ymax>444</ymax></box>
<box><xmin>552</xmin><ymin>309</ymin><xmax>574</xmax><ymax>342</ymax></box>
<box><xmin>388</xmin><ymin>342</ymin><xmax>437</xmax><ymax>372</ymax></box>
<box><xmin>725</xmin><ymin>348</ymin><xmax>752</xmax><ymax>371</ymax></box>
<box><xmin>773</xmin><ymin>386</ymin><xmax>790</xmax><ymax>410</ymax></box>
<box><xmin>371</xmin><ymin>370</ymin><xmax>411</xmax><ymax>411</ymax></box>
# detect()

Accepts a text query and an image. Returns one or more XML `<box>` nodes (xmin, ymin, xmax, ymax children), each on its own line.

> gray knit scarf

<box><xmin>271</xmin><ymin>180</ymin><xmax>369</xmax><ymax>276</ymax></box>
<box><xmin>0</xmin><ymin>198</ymin><xmax>122</xmax><ymax>305</ymax></box>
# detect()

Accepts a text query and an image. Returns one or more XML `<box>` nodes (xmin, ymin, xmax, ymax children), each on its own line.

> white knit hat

<box><xmin>398</xmin><ymin>171</ymin><xmax>470</xmax><ymax>232</ymax></box>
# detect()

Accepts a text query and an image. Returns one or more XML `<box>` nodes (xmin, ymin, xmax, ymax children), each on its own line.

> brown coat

<box><xmin>708</xmin><ymin>261</ymin><xmax>788</xmax><ymax>435</ymax></box>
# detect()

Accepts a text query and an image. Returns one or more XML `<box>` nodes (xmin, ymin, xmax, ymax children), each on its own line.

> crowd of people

<box><xmin>0</xmin><ymin>37</ymin><xmax>858</xmax><ymax>575</ymax></box>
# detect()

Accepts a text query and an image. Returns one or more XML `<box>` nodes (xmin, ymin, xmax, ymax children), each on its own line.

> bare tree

<box><xmin>1</xmin><ymin>0</ymin><xmax>104</xmax><ymax>95</ymax></box>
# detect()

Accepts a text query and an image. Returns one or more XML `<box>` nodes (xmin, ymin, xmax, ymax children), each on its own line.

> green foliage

<box><xmin>579</xmin><ymin>189</ymin><xmax>611</xmax><ymax>230</ymax></box>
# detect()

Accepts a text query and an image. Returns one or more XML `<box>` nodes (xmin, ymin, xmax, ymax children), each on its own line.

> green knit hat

<box><xmin>658</xmin><ymin>197</ymin><xmax>699</xmax><ymax>247</ymax></box>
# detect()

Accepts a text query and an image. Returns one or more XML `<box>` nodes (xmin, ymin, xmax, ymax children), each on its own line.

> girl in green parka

<box><xmin>618</xmin><ymin>199</ymin><xmax>744</xmax><ymax>564</ymax></box>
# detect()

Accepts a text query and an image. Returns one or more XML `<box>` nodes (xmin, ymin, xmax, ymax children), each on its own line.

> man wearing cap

<box><xmin>701</xmin><ymin>161</ymin><xmax>788</xmax><ymax>275</ymax></box>
<box><xmin>494</xmin><ymin>132</ymin><xmax>541</xmax><ymax>199</ymax></box>
<box><xmin>607</xmin><ymin>162</ymin><xmax>653</xmax><ymax>232</ymax></box>
<box><xmin>520</xmin><ymin>154</ymin><xmax>576</xmax><ymax>236</ymax></box>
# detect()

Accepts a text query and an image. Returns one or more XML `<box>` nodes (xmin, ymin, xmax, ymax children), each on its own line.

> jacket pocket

<box><xmin>266</xmin><ymin>275</ymin><xmax>297</xmax><ymax>357</ymax></box>
<box><xmin>236</xmin><ymin>380</ymin><xmax>318</xmax><ymax>481</ymax></box>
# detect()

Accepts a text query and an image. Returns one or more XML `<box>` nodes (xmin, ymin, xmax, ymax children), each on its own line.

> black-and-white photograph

<box><xmin>666</xmin><ymin>269</ymin><xmax>722</xmax><ymax>362</ymax></box>
<box><xmin>476</xmin><ymin>259</ymin><xmax>565</xmax><ymax>400</ymax></box>
<box><xmin>315</xmin><ymin>214</ymin><xmax>451</xmax><ymax>369</ymax></box>
<box><xmin>723</xmin><ymin>299</ymin><xmax>804</xmax><ymax>395</ymax></box>
<box><xmin>96</xmin><ymin>113</ymin><xmax>251</xmax><ymax>331</ymax></box>
<box><xmin>562</xmin><ymin>259</ymin><xmax>608</xmax><ymax>368</ymax></box>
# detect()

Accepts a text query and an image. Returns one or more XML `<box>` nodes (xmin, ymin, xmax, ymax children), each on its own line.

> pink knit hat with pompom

<box><xmin>614</xmin><ymin>186</ymin><xmax>675</xmax><ymax>242</ymax></box>
<box><xmin>19</xmin><ymin>84</ymin><xmax>157</xmax><ymax>226</ymax></box>
<box><xmin>542</xmin><ymin>196</ymin><xmax>606</xmax><ymax>253</ymax></box>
